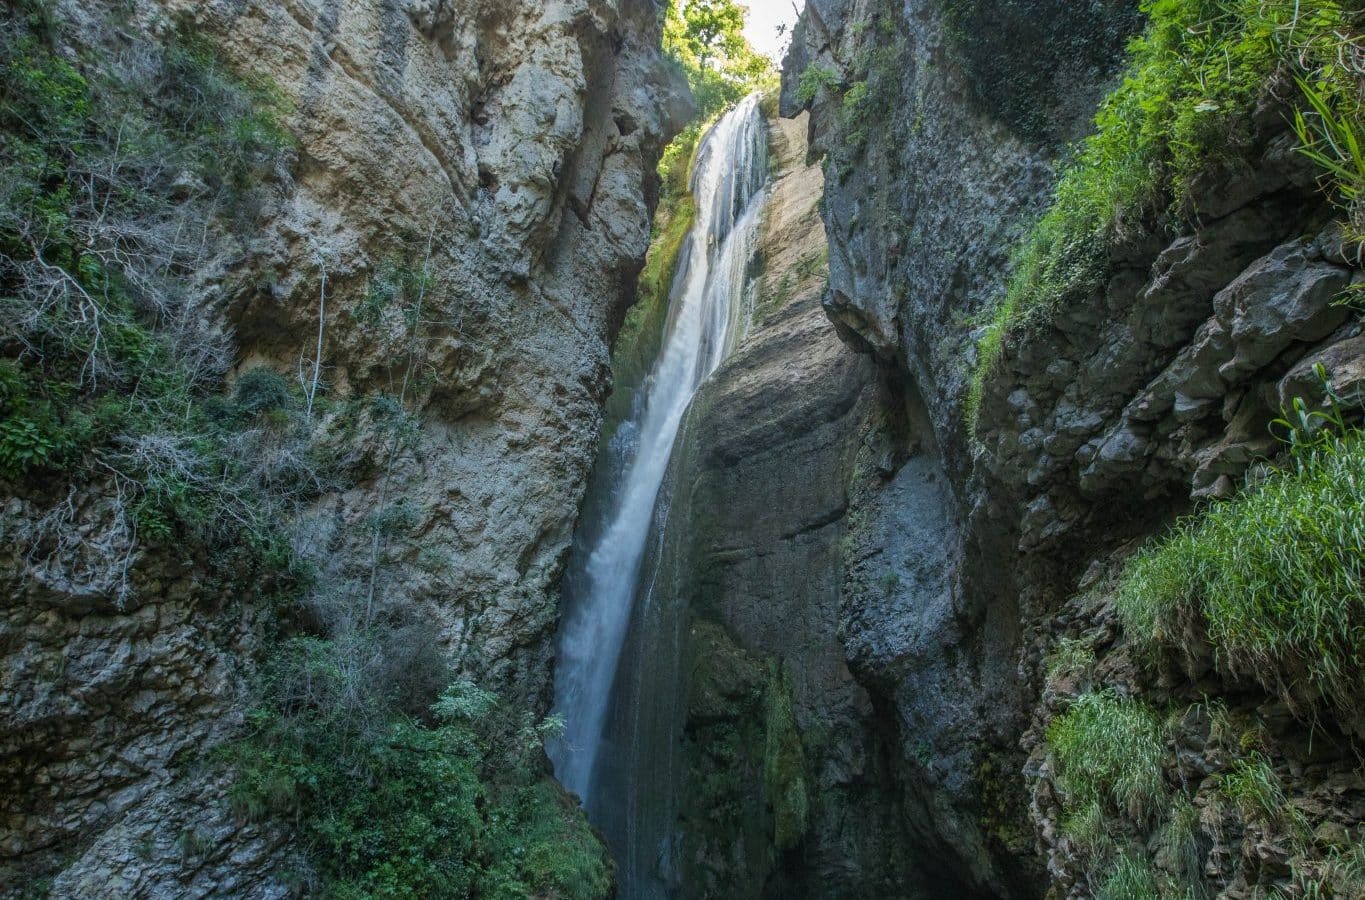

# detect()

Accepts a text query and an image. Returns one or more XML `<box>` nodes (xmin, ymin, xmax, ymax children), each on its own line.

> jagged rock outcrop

<box><xmin>1</xmin><ymin>0</ymin><xmax>685</xmax><ymax>893</ymax></box>
<box><xmin>782</xmin><ymin>0</ymin><xmax>1363</xmax><ymax>897</ymax></box>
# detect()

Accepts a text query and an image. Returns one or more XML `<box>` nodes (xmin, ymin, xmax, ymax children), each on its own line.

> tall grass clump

<box><xmin>1115</xmin><ymin>428</ymin><xmax>1365</xmax><ymax>713</ymax></box>
<box><xmin>1047</xmin><ymin>691</ymin><xmax>1168</xmax><ymax>826</ymax></box>
<box><xmin>1095</xmin><ymin>853</ymin><xmax>1163</xmax><ymax>900</ymax></box>
<box><xmin>969</xmin><ymin>0</ymin><xmax>1363</xmax><ymax>430</ymax></box>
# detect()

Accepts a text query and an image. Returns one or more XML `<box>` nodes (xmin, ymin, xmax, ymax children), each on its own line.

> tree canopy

<box><xmin>664</xmin><ymin>0</ymin><xmax>775</xmax><ymax>122</ymax></box>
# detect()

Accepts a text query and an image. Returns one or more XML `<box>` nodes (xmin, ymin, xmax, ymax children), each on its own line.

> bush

<box><xmin>230</xmin><ymin>649</ymin><xmax>613</xmax><ymax>898</ymax></box>
<box><xmin>1115</xmin><ymin>430</ymin><xmax>1365</xmax><ymax>712</ymax></box>
<box><xmin>234</xmin><ymin>367</ymin><xmax>294</xmax><ymax>416</ymax></box>
<box><xmin>797</xmin><ymin>64</ymin><xmax>840</xmax><ymax>104</ymax></box>
<box><xmin>1047</xmin><ymin>691</ymin><xmax>1167</xmax><ymax>824</ymax></box>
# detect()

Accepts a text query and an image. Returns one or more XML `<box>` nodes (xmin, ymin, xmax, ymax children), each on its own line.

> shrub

<box><xmin>1115</xmin><ymin>430</ymin><xmax>1365</xmax><ymax>713</ymax></box>
<box><xmin>1047</xmin><ymin>691</ymin><xmax>1167</xmax><ymax>824</ymax></box>
<box><xmin>796</xmin><ymin>64</ymin><xmax>840</xmax><ymax>104</ymax></box>
<box><xmin>230</xmin><ymin>650</ymin><xmax>613</xmax><ymax>898</ymax></box>
<box><xmin>234</xmin><ymin>367</ymin><xmax>294</xmax><ymax>416</ymax></box>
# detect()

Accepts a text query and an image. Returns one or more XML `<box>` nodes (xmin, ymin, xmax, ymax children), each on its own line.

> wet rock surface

<box><xmin>657</xmin><ymin>114</ymin><xmax>923</xmax><ymax>898</ymax></box>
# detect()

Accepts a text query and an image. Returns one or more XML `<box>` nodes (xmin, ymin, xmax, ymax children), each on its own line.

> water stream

<box><xmin>549</xmin><ymin>95</ymin><xmax>770</xmax><ymax>896</ymax></box>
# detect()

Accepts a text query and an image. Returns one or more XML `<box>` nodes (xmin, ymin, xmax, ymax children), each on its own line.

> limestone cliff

<box><xmin>0</xmin><ymin>0</ymin><xmax>684</xmax><ymax>893</ymax></box>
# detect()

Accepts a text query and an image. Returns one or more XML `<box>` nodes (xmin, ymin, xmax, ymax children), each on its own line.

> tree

<box><xmin>663</xmin><ymin>0</ymin><xmax>774</xmax><ymax>122</ymax></box>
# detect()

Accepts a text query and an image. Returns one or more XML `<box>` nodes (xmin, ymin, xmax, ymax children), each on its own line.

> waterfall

<box><xmin>550</xmin><ymin>94</ymin><xmax>770</xmax><ymax>894</ymax></box>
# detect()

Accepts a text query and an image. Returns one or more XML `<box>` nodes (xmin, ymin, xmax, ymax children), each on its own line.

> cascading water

<box><xmin>550</xmin><ymin>94</ymin><xmax>770</xmax><ymax>895</ymax></box>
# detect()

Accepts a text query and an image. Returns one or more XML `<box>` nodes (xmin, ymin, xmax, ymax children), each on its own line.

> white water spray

<box><xmin>551</xmin><ymin>95</ymin><xmax>769</xmax><ymax>808</ymax></box>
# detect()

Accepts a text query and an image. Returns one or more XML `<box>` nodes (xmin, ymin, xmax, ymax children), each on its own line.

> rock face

<box><xmin>655</xmin><ymin>112</ymin><xmax>925</xmax><ymax>897</ymax></box>
<box><xmin>780</xmin><ymin>0</ymin><xmax>1365</xmax><ymax>896</ymax></box>
<box><xmin>1</xmin><ymin>0</ymin><xmax>684</xmax><ymax>892</ymax></box>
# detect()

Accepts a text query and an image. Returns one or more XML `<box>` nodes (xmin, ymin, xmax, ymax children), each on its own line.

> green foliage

<box><xmin>763</xmin><ymin>661</ymin><xmax>809</xmax><ymax>851</ymax></box>
<box><xmin>663</xmin><ymin>0</ymin><xmax>775</xmax><ymax>123</ymax></box>
<box><xmin>0</xmin><ymin>6</ymin><xmax>301</xmax><ymax>562</ymax></box>
<box><xmin>1047</xmin><ymin>691</ymin><xmax>1167</xmax><ymax>825</ymax></box>
<box><xmin>603</xmin><ymin>194</ymin><xmax>696</xmax><ymax>433</ymax></box>
<box><xmin>1293</xmin><ymin>75</ymin><xmax>1365</xmax><ymax>252</ymax></box>
<box><xmin>1115</xmin><ymin>428</ymin><xmax>1365</xmax><ymax>713</ymax></box>
<box><xmin>230</xmin><ymin>669</ymin><xmax>612</xmax><ymax>899</ymax></box>
<box><xmin>969</xmin><ymin>0</ymin><xmax>1363</xmax><ymax>431</ymax></box>
<box><xmin>797</xmin><ymin>64</ymin><xmax>840</xmax><ymax>104</ymax></box>
<box><xmin>234</xmin><ymin>367</ymin><xmax>294</xmax><ymax>416</ymax></box>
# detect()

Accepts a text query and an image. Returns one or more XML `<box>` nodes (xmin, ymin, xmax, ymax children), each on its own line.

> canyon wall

<box><xmin>779</xmin><ymin>0</ymin><xmax>1365</xmax><ymax>896</ymax></box>
<box><xmin>650</xmin><ymin>113</ymin><xmax>925</xmax><ymax>897</ymax></box>
<box><xmin>0</xmin><ymin>0</ymin><xmax>684</xmax><ymax>893</ymax></box>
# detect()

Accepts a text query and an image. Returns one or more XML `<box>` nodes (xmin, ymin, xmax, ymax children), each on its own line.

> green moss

<box><xmin>763</xmin><ymin>661</ymin><xmax>809</xmax><ymax>851</ymax></box>
<box><xmin>969</xmin><ymin>0</ymin><xmax>1362</xmax><ymax>433</ymax></box>
<box><xmin>604</xmin><ymin>195</ymin><xmax>696</xmax><ymax>432</ymax></box>
<box><xmin>975</xmin><ymin>749</ymin><xmax>1033</xmax><ymax>857</ymax></box>
<box><xmin>1115</xmin><ymin>429</ymin><xmax>1365</xmax><ymax>712</ymax></box>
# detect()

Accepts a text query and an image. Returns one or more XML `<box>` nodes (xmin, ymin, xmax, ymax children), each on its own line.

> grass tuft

<box><xmin>1115</xmin><ymin>430</ymin><xmax>1365</xmax><ymax>713</ymax></box>
<box><xmin>1047</xmin><ymin>691</ymin><xmax>1168</xmax><ymax>826</ymax></box>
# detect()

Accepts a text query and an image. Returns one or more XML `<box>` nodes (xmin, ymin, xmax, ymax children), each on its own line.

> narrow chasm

<box><xmin>6</xmin><ymin>1</ymin><xmax>1365</xmax><ymax>898</ymax></box>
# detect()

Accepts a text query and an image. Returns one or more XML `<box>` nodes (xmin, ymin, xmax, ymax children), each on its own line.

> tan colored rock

<box><xmin>3</xmin><ymin>0</ymin><xmax>685</xmax><ymax>890</ymax></box>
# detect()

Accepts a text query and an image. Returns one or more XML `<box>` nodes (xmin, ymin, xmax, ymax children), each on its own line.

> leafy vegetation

<box><xmin>230</xmin><ymin>667</ymin><xmax>610</xmax><ymax>898</ymax></box>
<box><xmin>796</xmin><ymin>64</ymin><xmax>840</xmax><ymax>105</ymax></box>
<box><xmin>662</xmin><ymin>0</ymin><xmax>775</xmax><ymax>124</ymax></box>
<box><xmin>657</xmin><ymin>0</ymin><xmax>776</xmax><ymax>218</ymax></box>
<box><xmin>0</xmin><ymin>2</ymin><xmax>302</xmax><ymax>603</ymax></box>
<box><xmin>1115</xmin><ymin>425</ymin><xmax>1365</xmax><ymax>714</ymax></box>
<box><xmin>1047</xmin><ymin>691</ymin><xmax>1167</xmax><ymax>826</ymax></box>
<box><xmin>969</xmin><ymin>0</ymin><xmax>1364</xmax><ymax>428</ymax></box>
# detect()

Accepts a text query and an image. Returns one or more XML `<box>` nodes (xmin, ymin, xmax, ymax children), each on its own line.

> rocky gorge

<box><xmin>2</xmin><ymin>0</ymin><xmax>1364</xmax><ymax>898</ymax></box>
